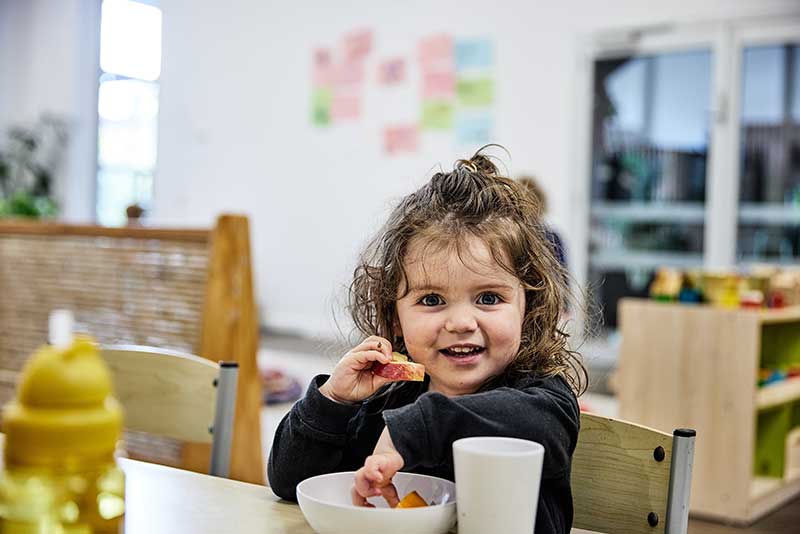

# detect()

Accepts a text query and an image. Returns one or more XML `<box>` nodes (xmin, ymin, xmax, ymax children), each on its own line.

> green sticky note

<box><xmin>311</xmin><ymin>88</ymin><xmax>331</xmax><ymax>126</ymax></box>
<box><xmin>457</xmin><ymin>78</ymin><xmax>493</xmax><ymax>107</ymax></box>
<box><xmin>421</xmin><ymin>101</ymin><xmax>454</xmax><ymax>130</ymax></box>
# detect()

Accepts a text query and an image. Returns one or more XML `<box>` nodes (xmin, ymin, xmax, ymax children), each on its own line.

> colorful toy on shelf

<box><xmin>0</xmin><ymin>310</ymin><xmax>125</xmax><ymax>533</ymax></box>
<box><xmin>769</xmin><ymin>270</ymin><xmax>800</xmax><ymax>308</ymax></box>
<box><xmin>702</xmin><ymin>272</ymin><xmax>741</xmax><ymax>309</ymax></box>
<box><xmin>740</xmin><ymin>290</ymin><xmax>765</xmax><ymax>309</ymax></box>
<box><xmin>769</xmin><ymin>292</ymin><xmax>787</xmax><ymax>308</ymax></box>
<box><xmin>758</xmin><ymin>368</ymin><xmax>772</xmax><ymax>387</ymax></box>
<box><xmin>648</xmin><ymin>266</ymin><xmax>800</xmax><ymax>310</ymax></box>
<box><xmin>757</xmin><ymin>365</ymin><xmax>800</xmax><ymax>387</ymax></box>
<box><xmin>649</xmin><ymin>268</ymin><xmax>684</xmax><ymax>301</ymax></box>
<box><xmin>785</xmin><ymin>364</ymin><xmax>800</xmax><ymax>379</ymax></box>
<box><xmin>758</xmin><ymin>368</ymin><xmax>788</xmax><ymax>387</ymax></box>
<box><xmin>678</xmin><ymin>270</ymin><xmax>703</xmax><ymax>303</ymax></box>
<box><xmin>743</xmin><ymin>271</ymin><xmax>772</xmax><ymax>296</ymax></box>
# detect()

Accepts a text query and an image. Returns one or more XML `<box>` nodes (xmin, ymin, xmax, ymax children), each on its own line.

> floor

<box><xmin>259</xmin><ymin>333</ymin><xmax>800</xmax><ymax>533</ymax></box>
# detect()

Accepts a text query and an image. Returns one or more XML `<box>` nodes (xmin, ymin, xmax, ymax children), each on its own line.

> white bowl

<box><xmin>296</xmin><ymin>471</ymin><xmax>456</xmax><ymax>534</ymax></box>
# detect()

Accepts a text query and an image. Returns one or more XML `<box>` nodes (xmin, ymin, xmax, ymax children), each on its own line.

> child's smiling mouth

<box><xmin>439</xmin><ymin>344</ymin><xmax>485</xmax><ymax>364</ymax></box>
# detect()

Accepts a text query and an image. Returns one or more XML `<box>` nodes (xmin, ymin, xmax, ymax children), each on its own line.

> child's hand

<box><xmin>351</xmin><ymin>452</ymin><xmax>404</xmax><ymax>507</ymax></box>
<box><xmin>351</xmin><ymin>428</ymin><xmax>405</xmax><ymax>507</ymax></box>
<box><xmin>319</xmin><ymin>336</ymin><xmax>399</xmax><ymax>404</ymax></box>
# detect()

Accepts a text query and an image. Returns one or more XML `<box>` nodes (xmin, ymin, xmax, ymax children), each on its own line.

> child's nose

<box><xmin>444</xmin><ymin>306</ymin><xmax>478</xmax><ymax>333</ymax></box>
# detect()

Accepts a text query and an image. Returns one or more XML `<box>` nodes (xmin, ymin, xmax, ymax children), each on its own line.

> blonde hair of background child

<box><xmin>347</xmin><ymin>146</ymin><xmax>587</xmax><ymax>395</ymax></box>
<box><xmin>517</xmin><ymin>175</ymin><xmax>548</xmax><ymax>214</ymax></box>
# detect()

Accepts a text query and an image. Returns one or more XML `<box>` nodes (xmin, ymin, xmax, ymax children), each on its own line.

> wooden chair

<box><xmin>0</xmin><ymin>215</ymin><xmax>263</xmax><ymax>484</ymax></box>
<box><xmin>102</xmin><ymin>345</ymin><xmax>238</xmax><ymax>478</ymax></box>
<box><xmin>572</xmin><ymin>413</ymin><xmax>696</xmax><ymax>534</ymax></box>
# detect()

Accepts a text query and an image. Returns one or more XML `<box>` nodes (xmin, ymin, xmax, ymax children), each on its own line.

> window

<box><xmin>578</xmin><ymin>19</ymin><xmax>800</xmax><ymax>334</ymax></box>
<box><xmin>96</xmin><ymin>0</ymin><xmax>161</xmax><ymax>226</ymax></box>
<box><xmin>737</xmin><ymin>44</ymin><xmax>800</xmax><ymax>264</ymax></box>
<box><xmin>588</xmin><ymin>50</ymin><xmax>712</xmax><ymax>329</ymax></box>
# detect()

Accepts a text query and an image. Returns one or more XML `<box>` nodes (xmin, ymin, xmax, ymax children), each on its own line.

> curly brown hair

<box><xmin>348</xmin><ymin>146</ymin><xmax>587</xmax><ymax>395</ymax></box>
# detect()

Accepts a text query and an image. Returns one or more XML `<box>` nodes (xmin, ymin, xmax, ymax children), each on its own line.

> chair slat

<box><xmin>102</xmin><ymin>346</ymin><xmax>218</xmax><ymax>444</ymax></box>
<box><xmin>572</xmin><ymin>413</ymin><xmax>674</xmax><ymax>534</ymax></box>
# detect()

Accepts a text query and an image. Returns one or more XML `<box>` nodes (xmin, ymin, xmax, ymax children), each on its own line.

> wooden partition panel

<box><xmin>0</xmin><ymin>217</ymin><xmax>263</xmax><ymax>484</ymax></box>
<box><xmin>185</xmin><ymin>215</ymin><xmax>264</xmax><ymax>484</ymax></box>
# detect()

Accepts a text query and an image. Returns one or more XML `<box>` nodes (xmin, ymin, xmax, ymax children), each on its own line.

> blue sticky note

<box><xmin>455</xmin><ymin>39</ymin><xmax>493</xmax><ymax>71</ymax></box>
<box><xmin>456</xmin><ymin>115</ymin><xmax>492</xmax><ymax>146</ymax></box>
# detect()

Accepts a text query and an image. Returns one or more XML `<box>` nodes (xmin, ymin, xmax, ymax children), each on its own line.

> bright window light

<box><xmin>98</xmin><ymin>79</ymin><xmax>159</xmax><ymax>122</ymax></box>
<box><xmin>98</xmin><ymin>119</ymin><xmax>158</xmax><ymax>169</ymax></box>
<box><xmin>100</xmin><ymin>0</ymin><xmax>162</xmax><ymax>81</ymax></box>
<box><xmin>96</xmin><ymin>0</ymin><xmax>161</xmax><ymax>226</ymax></box>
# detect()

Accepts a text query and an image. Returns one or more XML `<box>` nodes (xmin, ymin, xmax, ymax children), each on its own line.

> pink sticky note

<box><xmin>333</xmin><ymin>60</ymin><xmax>365</xmax><ymax>87</ymax></box>
<box><xmin>422</xmin><ymin>71</ymin><xmax>455</xmax><ymax>99</ymax></box>
<box><xmin>331</xmin><ymin>94</ymin><xmax>361</xmax><ymax>121</ymax></box>
<box><xmin>384</xmin><ymin>125</ymin><xmax>419</xmax><ymax>155</ymax></box>
<box><xmin>313</xmin><ymin>48</ymin><xmax>333</xmax><ymax>86</ymax></box>
<box><xmin>342</xmin><ymin>29</ymin><xmax>373</xmax><ymax>61</ymax></box>
<box><xmin>378</xmin><ymin>58</ymin><xmax>406</xmax><ymax>85</ymax></box>
<box><xmin>314</xmin><ymin>49</ymin><xmax>332</xmax><ymax>67</ymax></box>
<box><xmin>418</xmin><ymin>34</ymin><xmax>454</xmax><ymax>71</ymax></box>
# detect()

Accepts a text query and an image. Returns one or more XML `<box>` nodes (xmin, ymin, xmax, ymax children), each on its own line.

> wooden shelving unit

<box><xmin>757</xmin><ymin>378</ymin><xmax>800</xmax><ymax>410</ymax></box>
<box><xmin>617</xmin><ymin>299</ymin><xmax>800</xmax><ymax>525</ymax></box>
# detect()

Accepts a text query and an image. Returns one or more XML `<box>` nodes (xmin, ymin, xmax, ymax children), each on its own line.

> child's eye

<box><xmin>419</xmin><ymin>294</ymin><xmax>444</xmax><ymax>306</ymax></box>
<box><xmin>477</xmin><ymin>292</ymin><xmax>501</xmax><ymax>305</ymax></box>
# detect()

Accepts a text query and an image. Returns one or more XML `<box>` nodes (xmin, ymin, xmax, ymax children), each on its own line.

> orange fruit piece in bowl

<box><xmin>396</xmin><ymin>490</ymin><xmax>428</xmax><ymax>508</ymax></box>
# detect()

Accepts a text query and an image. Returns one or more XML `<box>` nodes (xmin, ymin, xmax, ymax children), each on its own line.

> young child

<box><xmin>268</xmin><ymin>150</ymin><xmax>586</xmax><ymax>533</ymax></box>
<box><xmin>517</xmin><ymin>175</ymin><xmax>568</xmax><ymax>271</ymax></box>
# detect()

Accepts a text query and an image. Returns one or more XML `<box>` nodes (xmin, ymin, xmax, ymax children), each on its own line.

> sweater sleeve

<box><xmin>267</xmin><ymin>375</ymin><xmax>362</xmax><ymax>501</ymax></box>
<box><xmin>382</xmin><ymin>377</ymin><xmax>579</xmax><ymax>480</ymax></box>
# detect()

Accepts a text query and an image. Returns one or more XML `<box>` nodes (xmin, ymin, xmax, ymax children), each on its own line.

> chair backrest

<box><xmin>102</xmin><ymin>345</ymin><xmax>239</xmax><ymax>478</ymax></box>
<box><xmin>572</xmin><ymin>413</ymin><xmax>696</xmax><ymax>534</ymax></box>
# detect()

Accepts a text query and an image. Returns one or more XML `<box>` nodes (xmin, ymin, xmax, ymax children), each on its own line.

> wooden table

<box><xmin>121</xmin><ymin>458</ymin><xmax>313</xmax><ymax>533</ymax></box>
<box><xmin>122</xmin><ymin>459</ymin><xmax>596</xmax><ymax>533</ymax></box>
<box><xmin>0</xmin><ymin>434</ymin><xmax>591</xmax><ymax>533</ymax></box>
<box><xmin>0</xmin><ymin>432</ymin><xmax>308</xmax><ymax>534</ymax></box>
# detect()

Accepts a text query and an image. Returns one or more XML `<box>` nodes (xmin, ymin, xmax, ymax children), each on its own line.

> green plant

<box><xmin>0</xmin><ymin>113</ymin><xmax>68</xmax><ymax>219</ymax></box>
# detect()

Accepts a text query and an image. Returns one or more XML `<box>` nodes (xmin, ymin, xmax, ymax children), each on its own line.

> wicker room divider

<box><xmin>0</xmin><ymin>215</ymin><xmax>264</xmax><ymax>485</ymax></box>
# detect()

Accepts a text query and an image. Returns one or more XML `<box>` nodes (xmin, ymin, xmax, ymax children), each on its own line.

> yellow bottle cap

<box><xmin>2</xmin><ymin>336</ymin><xmax>123</xmax><ymax>469</ymax></box>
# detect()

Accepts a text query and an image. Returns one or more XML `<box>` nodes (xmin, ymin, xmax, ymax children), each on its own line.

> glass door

<box><xmin>588</xmin><ymin>48</ymin><xmax>713</xmax><ymax>329</ymax></box>
<box><xmin>735</xmin><ymin>26</ymin><xmax>800</xmax><ymax>266</ymax></box>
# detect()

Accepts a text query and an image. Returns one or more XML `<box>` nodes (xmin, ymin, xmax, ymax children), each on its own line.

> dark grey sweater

<box><xmin>268</xmin><ymin>372</ymin><xmax>579</xmax><ymax>534</ymax></box>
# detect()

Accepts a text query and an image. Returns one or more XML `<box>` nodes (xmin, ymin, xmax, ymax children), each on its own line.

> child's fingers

<box><xmin>353</xmin><ymin>465</ymin><xmax>381</xmax><ymax>500</ymax></box>
<box><xmin>380</xmin><ymin>482</ymin><xmax>400</xmax><ymax>508</ymax></box>
<box><xmin>364</xmin><ymin>455</ymin><xmax>386</xmax><ymax>486</ymax></box>
<box><xmin>350</xmin><ymin>485</ymin><xmax>374</xmax><ymax>507</ymax></box>
<box><xmin>347</xmin><ymin>349</ymin><xmax>391</xmax><ymax>368</ymax></box>
<box><xmin>358</xmin><ymin>456</ymin><xmax>390</xmax><ymax>495</ymax></box>
<box><xmin>356</xmin><ymin>336</ymin><xmax>393</xmax><ymax>358</ymax></box>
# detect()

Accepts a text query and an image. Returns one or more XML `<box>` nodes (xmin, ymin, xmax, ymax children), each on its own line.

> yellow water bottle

<box><xmin>0</xmin><ymin>311</ymin><xmax>125</xmax><ymax>533</ymax></box>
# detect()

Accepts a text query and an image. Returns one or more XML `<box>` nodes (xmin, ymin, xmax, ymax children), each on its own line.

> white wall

<box><xmin>4</xmin><ymin>0</ymin><xmax>798</xmax><ymax>339</ymax></box>
<box><xmin>151</xmin><ymin>0</ymin><xmax>799</xmax><ymax>338</ymax></box>
<box><xmin>154</xmin><ymin>0</ymin><xmax>797</xmax><ymax>340</ymax></box>
<box><xmin>0</xmin><ymin>0</ymin><xmax>100</xmax><ymax>222</ymax></box>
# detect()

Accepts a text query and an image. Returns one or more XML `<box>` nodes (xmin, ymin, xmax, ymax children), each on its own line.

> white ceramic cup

<box><xmin>453</xmin><ymin>437</ymin><xmax>545</xmax><ymax>534</ymax></box>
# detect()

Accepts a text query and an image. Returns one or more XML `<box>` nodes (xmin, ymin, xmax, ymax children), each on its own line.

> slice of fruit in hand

<box><xmin>396</xmin><ymin>490</ymin><xmax>428</xmax><ymax>509</ymax></box>
<box><xmin>372</xmin><ymin>352</ymin><xmax>425</xmax><ymax>382</ymax></box>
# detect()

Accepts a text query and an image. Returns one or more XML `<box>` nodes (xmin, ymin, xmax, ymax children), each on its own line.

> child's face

<box><xmin>395</xmin><ymin>235</ymin><xmax>526</xmax><ymax>396</ymax></box>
